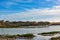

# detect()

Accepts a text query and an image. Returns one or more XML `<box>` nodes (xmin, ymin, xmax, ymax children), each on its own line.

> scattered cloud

<box><xmin>0</xmin><ymin>5</ymin><xmax>60</xmax><ymax>21</ymax></box>
<box><xmin>0</xmin><ymin>0</ymin><xmax>60</xmax><ymax>21</ymax></box>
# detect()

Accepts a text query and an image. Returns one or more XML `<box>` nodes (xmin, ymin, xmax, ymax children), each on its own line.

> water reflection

<box><xmin>16</xmin><ymin>38</ymin><xmax>33</xmax><ymax>40</ymax></box>
<box><xmin>0</xmin><ymin>25</ymin><xmax>60</xmax><ymax>40</ymax></box>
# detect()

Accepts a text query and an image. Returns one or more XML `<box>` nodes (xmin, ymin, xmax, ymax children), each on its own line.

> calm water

<box><xmin>0</xmin><ymin>25</ymin><xmax>60</xmax><ymax>40</ymax></box>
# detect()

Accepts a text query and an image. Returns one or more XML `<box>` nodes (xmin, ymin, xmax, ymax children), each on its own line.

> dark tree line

<box><xmin>0</xmin><ymin>20</ymin><xmax>50</xmax><ymax>27</ymax></box>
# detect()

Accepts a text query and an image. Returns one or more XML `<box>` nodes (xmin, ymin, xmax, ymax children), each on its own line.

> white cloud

<box><xmin>0</xmin><ymin>6</ymin><xmax>60</xmax><ymax>21</ymax></box>
<box><xmin>52</xmin><ymin>6</ymin><xmax>60</xmax><ymax>9</ymax></box>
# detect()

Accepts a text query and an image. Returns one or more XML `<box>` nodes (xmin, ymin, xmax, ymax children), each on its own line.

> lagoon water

<box><xmin>0</xmin><ymin>25</ymin><xmax>60</xmax><ymax>40</ymax></box>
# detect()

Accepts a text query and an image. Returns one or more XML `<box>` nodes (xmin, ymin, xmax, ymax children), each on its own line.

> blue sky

<box><xmin>0</xmin><ymin>0</ymin><xmax>60</xmax><ymax>21</ymax></box>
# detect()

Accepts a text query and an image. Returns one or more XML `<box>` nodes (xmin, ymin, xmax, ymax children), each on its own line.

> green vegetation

<box><xmin>38</xmin><ymin>31</ymin><xmax>60</xmax><ymax>36</ymax></box>
<box><xmin>50</xmin><ymin>36</ymin><xmax>60</xmax><ymax>40</ymax></box>
<box><xmin>19</xmin><ymin>34</ymin><xmax>35</xmax><ymax>38</ymax></box>
<box><xmin>0</xmin><ymin>34</ymin><xmax>35</xmax><ymax>38</ymax></box>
